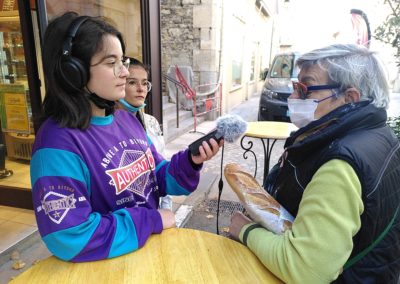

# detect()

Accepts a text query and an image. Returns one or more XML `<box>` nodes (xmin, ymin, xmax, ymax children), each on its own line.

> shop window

<box><xmin>0</xmin><ymin>3</ymin><xmax>33</xmax><ymax>192</ymax></box>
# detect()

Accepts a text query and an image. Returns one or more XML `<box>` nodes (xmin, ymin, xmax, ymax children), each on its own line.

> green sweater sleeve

<box><xmin>239</xmin><ymin>159</ymin><xmax>364</xmax><ymax>284</ymax></box>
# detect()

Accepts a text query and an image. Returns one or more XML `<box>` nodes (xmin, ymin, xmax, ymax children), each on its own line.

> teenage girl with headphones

<box><xmin>31</xmin><ymin>12</ymin><xmax>221</xmax><ymax>262</ymax></box>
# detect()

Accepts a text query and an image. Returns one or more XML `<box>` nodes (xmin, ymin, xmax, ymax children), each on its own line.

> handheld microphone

<box><xmin>189</xmin><ymin>114</ymin><xmax>247</xmax><ymax>155</ymax></box>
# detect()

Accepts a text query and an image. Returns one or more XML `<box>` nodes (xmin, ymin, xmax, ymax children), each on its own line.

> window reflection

<box><xmin>45</xmin><ymin>0</ymin><xmax>143</xmax><ymax>60</ymax></box>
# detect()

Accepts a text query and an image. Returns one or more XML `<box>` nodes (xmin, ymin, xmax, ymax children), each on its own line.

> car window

<box><xmin>269</xmin><ymin>54</ymin><xmax>297</xmax><ymax>79</ymax></box>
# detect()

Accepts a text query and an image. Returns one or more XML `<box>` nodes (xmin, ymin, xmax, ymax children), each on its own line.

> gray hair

<box><xmin>296</xmin><ymin>44</ymin><xmax>389</xmax><ymax>109</ymax></box>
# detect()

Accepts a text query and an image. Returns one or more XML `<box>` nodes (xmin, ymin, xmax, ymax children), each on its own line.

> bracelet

<box><xmin>242</xmin><ymin>224</ymin><xmax>263</xmax><ymax>246</ymax></box>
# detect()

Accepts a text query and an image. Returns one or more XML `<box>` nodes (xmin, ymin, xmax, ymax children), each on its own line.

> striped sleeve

<box><xmin>31</xmin><ymin>148</ymin><xmax>162</xmax><ymax>262</ymax></box>
<box><xmin>147</xmin><ymin>137</ymin><xmax>201</xmax><ymax>196</ymax></box>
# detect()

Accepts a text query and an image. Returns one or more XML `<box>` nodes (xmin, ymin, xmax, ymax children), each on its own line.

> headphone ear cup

<box><xmin>58</xmin><ymin>56</ymin><xmax>88</xmax><ymax>92</ymax></box>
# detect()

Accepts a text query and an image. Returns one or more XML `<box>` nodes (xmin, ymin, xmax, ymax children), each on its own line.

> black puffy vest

<box><xmin>267</xmin><ymin>101</ymin><xmax>400</xmax><ymax>283</ymax></box>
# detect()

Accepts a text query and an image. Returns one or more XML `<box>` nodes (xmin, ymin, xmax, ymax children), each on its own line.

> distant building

<box><xmin>160</xmin><ymin>0</ymin><xmax>285</xmax><ymax>114</ymax></box>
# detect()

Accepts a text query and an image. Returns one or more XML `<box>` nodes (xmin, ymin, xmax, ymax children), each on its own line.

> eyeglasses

<box><xmin>115</xmin><ymin>58</ymin><xmax>130</xmax><ymax>77</ymax></box>
<box><xmin>91</xmin><ymin>57</ymin><xmax>130</xmax><ymax>78</ymax></box>
<box><xmin>127</xmin><ymin>79</ymin><xmax>152</xmax><ymax>92</ymax></box>
<box><xmin>292</xmin><ymin>81</ymin><xmax>340</xmax><ymax>100</ymax></box>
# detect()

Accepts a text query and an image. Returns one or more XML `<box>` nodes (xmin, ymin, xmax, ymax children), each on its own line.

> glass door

<box><xmin>0</xmin><ymin>3</ymin><xmax>33</xmax><ymax>191</ymax></box>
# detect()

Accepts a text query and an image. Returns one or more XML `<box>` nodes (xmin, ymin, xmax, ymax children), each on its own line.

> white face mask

<box><xmin>287</xmin><ymin>99</ymin><xmax>318</xmax><ymax>128</ymax></box>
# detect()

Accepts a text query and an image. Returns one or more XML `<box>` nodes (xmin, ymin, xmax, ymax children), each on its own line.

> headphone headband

<box><xmin>62</xmin><ymin>16</ymin><xmax>89</xmax><ymax>57</ymax></box>
<box><xmin>57</xmin><ymin>15</ymin><xmax>90</xmax><ymax>92</ymax></box>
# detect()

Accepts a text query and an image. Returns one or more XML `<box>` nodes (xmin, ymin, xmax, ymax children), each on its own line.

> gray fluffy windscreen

<box><xmin>216</xmin><ymin>114</ymin><xmax>248</xmax><ymax>143</ymax></box>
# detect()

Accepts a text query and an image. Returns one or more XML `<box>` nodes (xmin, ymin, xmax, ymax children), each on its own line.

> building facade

<box><xmin>0</xmin><ymin>0</ymin><xmax>287</xmax><ymax>209</ymax></box>
<box><xmin>160</xmin><ymin>0</ymin><xmax>279</xmax><ymax>114</ymax></box>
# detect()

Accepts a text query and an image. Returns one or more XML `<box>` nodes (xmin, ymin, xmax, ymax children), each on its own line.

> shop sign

<box><xmin>0</xmin><ymin>83</ymin><xmax>30</xmax><ymax>133</ymax></box>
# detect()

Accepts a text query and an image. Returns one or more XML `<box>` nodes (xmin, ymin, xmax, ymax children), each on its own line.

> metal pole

<box><xmin>176</xmin><ymin>85</ymin><xmax>179</xmax><ymax>128</ymax></box>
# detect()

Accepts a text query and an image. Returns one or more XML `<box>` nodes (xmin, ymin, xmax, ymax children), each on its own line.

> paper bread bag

<box><xmin>224</xmin><ymin>163</ymin><xmax>294</xmax><ymax>234</ymax></box>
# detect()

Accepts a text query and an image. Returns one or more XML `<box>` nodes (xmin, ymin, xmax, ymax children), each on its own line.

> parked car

<box><xmin>258</xmin><ymin>52</ymin><xmax>301</xmax><ymax>121</ymax></box>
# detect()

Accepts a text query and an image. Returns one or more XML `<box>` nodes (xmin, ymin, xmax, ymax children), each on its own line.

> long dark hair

<box><xmin>42</xmin><ymin>12</ymin><xmax>126</xmax><ymax>129</ymax></box>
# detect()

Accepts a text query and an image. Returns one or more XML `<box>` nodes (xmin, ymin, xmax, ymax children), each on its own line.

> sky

<box><xmin>279</xmin><ymin>0</ymin><xmax>398</xmax><ymax>79</ymax></box>
<box><xmin>281</xmin><ymin>0</ymin><xmax>389</xmax><ymax>52</ymax></box>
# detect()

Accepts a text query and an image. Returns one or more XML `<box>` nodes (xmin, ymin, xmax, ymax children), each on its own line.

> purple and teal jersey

<box><xmin>30</xmin><ymin>110</ymin><xmax>200</xmax><ymax>262</ymax></box>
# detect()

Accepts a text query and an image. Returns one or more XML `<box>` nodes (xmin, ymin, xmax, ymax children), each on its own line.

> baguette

<box><xmin>224</xmin><ymin>163</ymin><xmax>294</xmax><ymax>234</ymax></box>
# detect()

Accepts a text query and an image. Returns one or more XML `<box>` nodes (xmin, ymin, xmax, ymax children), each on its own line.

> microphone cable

<box><xmin>216</xmin><ymin>144</ymin><xmax>224</xmax><ymax>235</ymax></box>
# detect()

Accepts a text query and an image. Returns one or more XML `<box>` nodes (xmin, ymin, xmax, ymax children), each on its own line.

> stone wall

<box><xmin>160</xmin><ymin>0</ymin><xmax>222</xmax><ymax>99</ymax></box>
<box><xmin>160</xmin><ymin>0</ymin><xmax>201</xmax><ymax>96</ymax></box>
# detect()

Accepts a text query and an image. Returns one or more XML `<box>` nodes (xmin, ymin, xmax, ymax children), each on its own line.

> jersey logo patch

<box><xmin>41</xmin><ymin>191</ymin><xmax>77</xmax><ymax>224</ymax></box>
<box><xmin>106</xmin><ymin>148</ymin><xmax>155</xmax><ymax>196</ymax></box>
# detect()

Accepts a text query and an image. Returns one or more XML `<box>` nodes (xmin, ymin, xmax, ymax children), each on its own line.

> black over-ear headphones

<box><xmin>56</xmin><ymin>16</ymin><xmax>90</xmax><ymax>92</ymax></box>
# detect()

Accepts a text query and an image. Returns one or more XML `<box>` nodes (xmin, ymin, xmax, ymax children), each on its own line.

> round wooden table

<box><xmin>10</xmin><ymin>228</ymin><xmax>282</xmax><ymax>283</ymax></box>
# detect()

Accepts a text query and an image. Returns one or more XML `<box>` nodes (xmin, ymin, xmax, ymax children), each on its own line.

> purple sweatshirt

<box><xmin>30</xmin><ymin>110</ymin><xmax>200</xmax><ymax>262</ymax></box>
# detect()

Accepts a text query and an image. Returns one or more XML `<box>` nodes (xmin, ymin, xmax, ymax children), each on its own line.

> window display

<box><xmin>0</xmin><ymin>6</ymin><xmax>32</xmax><ymax>193</ymax></box>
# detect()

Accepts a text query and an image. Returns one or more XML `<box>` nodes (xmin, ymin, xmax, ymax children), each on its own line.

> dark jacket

<box><xmin>267</xmin><ymin>101</ymin><xmax>400</xmax><ymax>283</ymax></box>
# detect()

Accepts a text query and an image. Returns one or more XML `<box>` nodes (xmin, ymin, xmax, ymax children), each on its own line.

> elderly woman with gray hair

<box><xmin>229</xmin><ymin>43</ymin><xmax>400</xmax><ymax>284</ymax></box>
